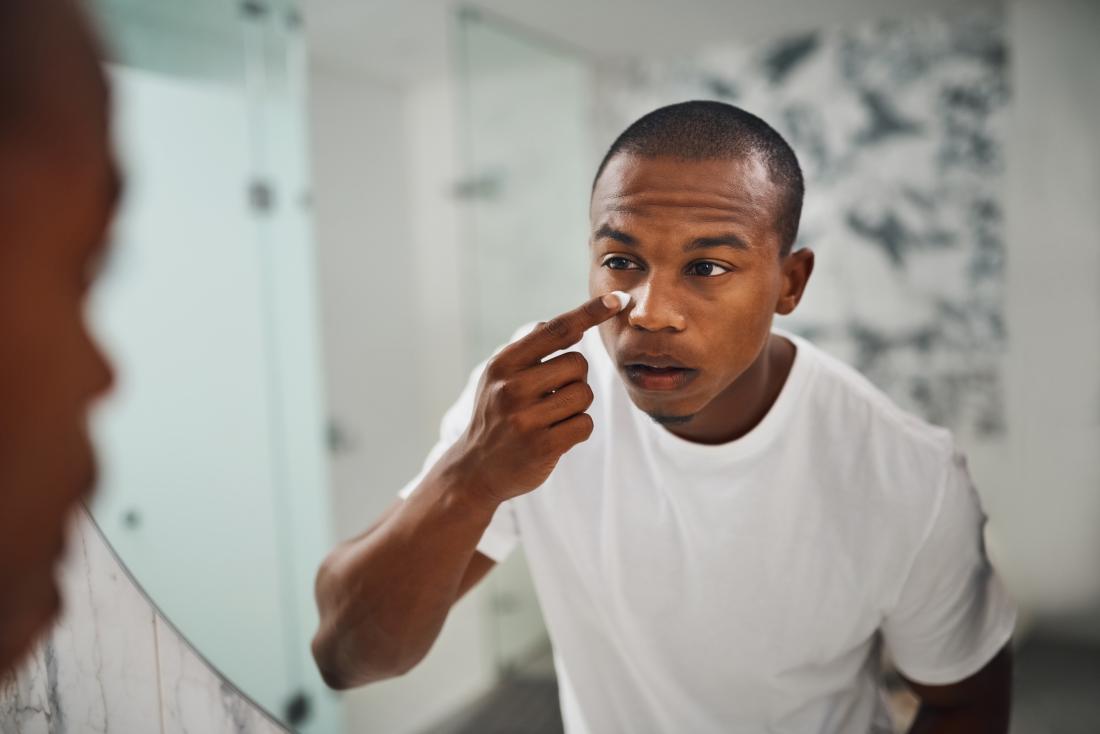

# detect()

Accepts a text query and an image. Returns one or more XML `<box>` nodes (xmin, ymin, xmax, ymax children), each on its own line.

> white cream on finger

<box><xmin>610</xmin><ymin>290</ymin><xmax>631</xmax><ymax>312</ymax></box>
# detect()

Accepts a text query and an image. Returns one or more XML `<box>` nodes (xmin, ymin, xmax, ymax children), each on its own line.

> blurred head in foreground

<box><xmin>0</xmin><ymin>0</ymin><xmax>119</xmax><ymax>672</ymax></box>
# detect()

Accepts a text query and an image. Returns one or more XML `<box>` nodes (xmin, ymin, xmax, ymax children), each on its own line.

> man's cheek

<box><xmin>727</xmin><ymin>285</ymin><xmax>776</xmax><ymax>326</ymax></box>
<box><xmin>597</xmin><ymin>321</ymin><xmax>617</xmax><ymax>356</ymax></box>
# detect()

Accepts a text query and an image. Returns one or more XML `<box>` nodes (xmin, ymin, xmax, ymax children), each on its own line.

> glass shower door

<box><xmin>455</xmin><ymin>8</ymin><xmax>592</xmax><ymax>676</ymax></box>
<box><xmin>85</xmin><ymin>2</ymin><xmax>339</xmax><ymax>731</ymax></box>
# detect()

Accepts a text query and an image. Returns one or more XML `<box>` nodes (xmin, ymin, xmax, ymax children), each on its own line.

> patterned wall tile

<box><xmin>156</xmin><ymin>614</ymin><xmax>287</xmax><ymax>734</ymax></box>
<box><xmin>0</xmin><ymin>510</ymin><xmax>161</xmax><ymax>733</ymax></box>
<box><xmin>593</xmin><ymin>11</ymin><xmax>1008</xmax><ymax>436</ymax></box>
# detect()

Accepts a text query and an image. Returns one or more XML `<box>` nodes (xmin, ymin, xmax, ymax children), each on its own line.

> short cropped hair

<box><xmin>593</xmin><ymin>100</ymin><xmax>804</xmax><ymax>254</ymax></box>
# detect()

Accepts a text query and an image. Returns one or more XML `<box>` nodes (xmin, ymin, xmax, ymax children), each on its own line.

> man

<box><xmin>312</xmin><ymin>101</ymin><xmax>1015</xmax><ymax>732</ymax></box>
<box><xmin>0</xmin><ymin>0</ymin><xmax>119</xmax><ymax>674</ymax></box>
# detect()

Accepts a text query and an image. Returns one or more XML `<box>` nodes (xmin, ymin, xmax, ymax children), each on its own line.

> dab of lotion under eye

<box><xmin>609</xmin><ymin>290</ymin><xmax>631</xmax><ymax>311</ymax></box>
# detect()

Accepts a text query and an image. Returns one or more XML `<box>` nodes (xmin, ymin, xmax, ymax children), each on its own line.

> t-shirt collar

<box><xmin>624</xmin><ymin>327</ymin><xmax>817</xmax><ymax>466</ymax></box>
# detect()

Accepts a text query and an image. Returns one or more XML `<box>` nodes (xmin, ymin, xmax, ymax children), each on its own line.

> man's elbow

<box><xmin>311</xmin><ymin>626</ymin><xmax>415</xmax><ymax>690</ymax></box>
<box><xmin>311</xmin><ymin>633</ymin><xmax>352</xmax><ymax>690</ymax></box>
<box><xmin>309</xmin><ymin>544</ymin><xmax>433</xmax><ymax>689</ymax></box>
<box><xmin>310</xmin><ymin>602</ymin><xmax>434</xmax><ymax>690</ymax></box>
<box><xmin>310</xmin><ymin>550</ymin><xmax>380</xmax><ymax>689</ymax></box>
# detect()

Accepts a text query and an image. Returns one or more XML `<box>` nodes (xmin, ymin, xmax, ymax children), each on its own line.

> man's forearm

<box><xmin>906</xmin><ymin>702</ymin><xmax>1010</xmax><ymax>734</ymax></box>
<box><xmin>311</xmin><ymin>447</ymin><xmax>498</xmax><ymax>689</ymax></box>
<box><xmin>906</xmin><ymin>699</ymin><xmax>1007</xmax><ymax>734</ymax></box>
<box><xmin>902</xmin><ymin>645</ymin><xmax>1013</xmax><ymax>734</ymax></box>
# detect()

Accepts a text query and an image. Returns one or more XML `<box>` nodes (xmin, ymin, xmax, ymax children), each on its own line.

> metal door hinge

<box><xmin>283</xmin><ymin>689</ymin><xmax>312</xmax><ymax>726</ymax></box>
<box><xmin>240</xmin><ymin>0</ymin><xmax>268</xmax><ymax>19</ymax></box>
<box><xmin>249</xmin><ymin>180</ymin><xmax>275</xmax><ymax>213</ymax></box>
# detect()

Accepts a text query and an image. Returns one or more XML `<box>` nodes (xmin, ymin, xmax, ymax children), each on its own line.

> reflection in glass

<box><xmin>455</xmin><ymin>7</ymin><xmax>589</xmax><ymax>683</ymax></box>
<box><xmin>84</xmin><ymin>2</ymin><xmax>339</xmax><ymax>731</ymax></box>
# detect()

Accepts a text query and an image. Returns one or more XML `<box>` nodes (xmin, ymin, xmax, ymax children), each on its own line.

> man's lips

<box><xmin>620</xmin><ymin>354</ymin><xmax>698</xmax><ymax>391</ymax></box>
<box><xmin>621</xmin><ymin>353</ymin><xmax>691</xmax><ymax>369</ymax></box>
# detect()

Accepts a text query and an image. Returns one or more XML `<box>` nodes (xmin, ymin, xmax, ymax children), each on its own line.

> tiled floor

<box><xmin>424</xmin><ymin>634</ymin><xmax>1100</xmax><ymax>734</ymax></box>
<box><xmin>429</xmin><ymin>676</ymin><xmax>563</xmax><ymax>734</ymax></box>
<box><xmin>1010</xmin><ymin>634</ymin><xmax>1100</xmax><ymax>734</ymax></box>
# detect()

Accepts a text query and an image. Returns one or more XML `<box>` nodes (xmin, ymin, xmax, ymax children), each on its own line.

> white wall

<box><xmin>994</xmin><ymin>0</ymin><xmax>1100</xmax><ymax>634</ymax></box>
<box><xmin>309</xmin><ymin>70</ymin><xmax>423</xmax><ymax>535</ymax></box>
<box><xmin>308</xmin><ymin>58</ymin><xmax>498</xmax><ymax>733</ymax></box>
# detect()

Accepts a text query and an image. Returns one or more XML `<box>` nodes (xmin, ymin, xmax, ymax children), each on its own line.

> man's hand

<box><xmin>453</xmin><ymin>293</ymin><xmax>626</xmax><ymax>506</ymax></box>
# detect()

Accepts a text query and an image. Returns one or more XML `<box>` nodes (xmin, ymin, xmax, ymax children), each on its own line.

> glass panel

<box><xmin>90</xmin><ymin>0</ymin><xmax>246</xmax><ymax>84</ymax></box>
<box><xmin>84</xmin><ymin>2</ymin><xmax>340</xmax><ymax>731</ymax></box>
<box><xmin>243</xmin><ymin>5</ymin><xmax>346</xmax><ymax>732</ymax></box>
<box><xmin>455</xmin><ymin>9</ymin><xmax>591</xmax><ymax>674</ymax></box>
<box><xmin>91</xmin><ymin>60</ymin><xmax>294</xmax><ymax>707</ymax></box>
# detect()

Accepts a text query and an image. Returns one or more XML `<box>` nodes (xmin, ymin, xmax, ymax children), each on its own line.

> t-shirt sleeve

<box><xmin>881</xmin><ymin>447</ymin><xmax>1017</xmax><ymax>685</ymax></box>
<box><xmin>397</xmin><ymin>326</ymin><xmax>539</xmax><ymax>563</ymax></box>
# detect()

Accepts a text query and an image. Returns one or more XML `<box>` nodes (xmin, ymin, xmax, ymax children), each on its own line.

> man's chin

<box><xmin>624</xmin><ymin>391</ymin><xmax>700</xmax><ymax>425</ymax></box>
<box><xmin>0</xmin><ymin>576</ymin><xmax>62</xmax><ymax>673</ymax></box>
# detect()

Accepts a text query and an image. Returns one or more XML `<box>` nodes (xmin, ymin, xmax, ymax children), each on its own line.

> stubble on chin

<box><xmin>647</xmin><ymin>412</ymin><xmax>695</xmax><ymax>425</ymax></box>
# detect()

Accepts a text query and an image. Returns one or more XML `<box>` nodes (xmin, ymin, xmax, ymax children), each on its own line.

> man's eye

<box><xmin>603</xmin><ymin>256</ymin><xmax>638</xmax><ymax>271</ymax></box>
<box><xmin>687</xmin><ymin>261</ymin><xmax>731</xmax><ymax>277</ymax></box>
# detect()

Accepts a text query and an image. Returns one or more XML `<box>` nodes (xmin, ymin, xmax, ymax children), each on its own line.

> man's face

<box><xmin>0</xmin><ymin>1</ymin><xmax>118</xmax><ymax>671</ymax></box>
<box><xmin>589</xmin><ymin>153</ymin><xmax>806</xmax><ymax>425</ymax></box>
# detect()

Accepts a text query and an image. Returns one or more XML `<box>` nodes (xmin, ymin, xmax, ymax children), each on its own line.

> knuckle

<box><xmin>568</xmin><ymin>413</ymin><xmax>594</xmax><ymax>442</ymax></box>
<box><xmin>497</xmin><ymin>379</ymin><xmax>518</xmax><ymax>404</ymax></box>
<box><xmin>572</xmin><ymin>383</ymin><xmax>594</xmax><ymax>407</ymax></box>
<box><xmin>567</xmin><ymin>352</ymin><xmax>589</xmax><ymax>373</ymax></box>
<box><xmin>578</xmin><ymin>413</ymin><xmax>594</xmax><ymax>438</ymax></box>
<box><xmin>543</xmin><ymin>317</ymin><xmax>571</xmax><ymax>339</ymax></box>
<box><xmin>485</xmin><ymin>357</ymin><xmax>505</xmax><ymax>380</ymax></box>
<box><xmin>558</xmin><ymin>384</ymin><xmax>584</xmax><ymax>408</ymax></box>
<box><xmin>486</xmin><ymin>379</ymin><xmax>506</xmax><ymax>405</ymax></box>
<box><xmin>551</xmin><ymin>393</ymin><xmax>570</xmax><ymax>411</ymax></box>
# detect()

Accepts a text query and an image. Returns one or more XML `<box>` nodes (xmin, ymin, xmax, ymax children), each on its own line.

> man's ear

<box><xmin>775</xmin><ymin>248</ymin><xmax>814</xmax><ymax>316</ymax></box>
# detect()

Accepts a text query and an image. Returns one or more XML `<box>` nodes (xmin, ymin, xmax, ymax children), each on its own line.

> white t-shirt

<box><xmin>398</xmin><ymin>324</ymin><xmax>1016</xmax><ymax>734</ymax></box>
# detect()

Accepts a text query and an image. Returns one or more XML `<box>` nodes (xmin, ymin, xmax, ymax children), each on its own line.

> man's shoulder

<box><xmin>790</xmin><ymin>332</ymin><xmax>955</xmax><ymax>464</ymax></box>
<box><xmin>788</xmin><ymin>334</ymin><xmax>962</xmax><ymax>541</ymax></box>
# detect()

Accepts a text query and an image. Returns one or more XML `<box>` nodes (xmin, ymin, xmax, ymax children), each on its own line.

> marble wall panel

<box><xmin>593</xmin><ymin>10</ymin><xmax>1008</xmax><ymax>436</ymax></box>
<box><xmin>0</xmin><ymin>509</ymin><xmax>286</xmax><ymax>734</ymax></box>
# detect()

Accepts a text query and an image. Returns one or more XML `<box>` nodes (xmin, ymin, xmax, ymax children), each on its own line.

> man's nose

<box><xmin>626</xmin><ymin>278</ymin><xmax>686</xmax><ymax>332</ymax></box>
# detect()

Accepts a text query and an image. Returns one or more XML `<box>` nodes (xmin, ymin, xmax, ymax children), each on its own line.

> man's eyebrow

<box><xmin>593</xmin><ymin>224</ymin><xmax>638</xmax><ymax>246</ymax></box>
<box><xmin>594</xmin><ymin>226</ymin><xmax>751</xmax><ymax>252</ymax></box>
<box><xmin>685</xmin><ymin>234</ymin><xmax>750</xmax><ymax>252</ymax></box>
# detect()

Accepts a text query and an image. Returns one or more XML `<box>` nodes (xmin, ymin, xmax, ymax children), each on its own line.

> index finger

<box><xmin>498</xmin><ymin>291</ymin><xmax>630</xmax><ymax>368</ymax></box>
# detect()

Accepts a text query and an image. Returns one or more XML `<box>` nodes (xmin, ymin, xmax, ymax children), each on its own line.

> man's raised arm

<box><xmin>310</xmin><ymin>293</ymin><xmax>627</xmax><ymax>689</ymax></box>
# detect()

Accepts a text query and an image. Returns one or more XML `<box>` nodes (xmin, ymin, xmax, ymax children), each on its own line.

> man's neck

<box><xmin>663</xmin><ymin>332</ymin><xmax>796</xmax><ymax>446</ymax></box>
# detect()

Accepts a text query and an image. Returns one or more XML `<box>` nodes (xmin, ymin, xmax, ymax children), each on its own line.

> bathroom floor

<box><xmin>424</xmin><ymin>633</ymin><xmax>1100</xmax><ymax>734</ymax></box>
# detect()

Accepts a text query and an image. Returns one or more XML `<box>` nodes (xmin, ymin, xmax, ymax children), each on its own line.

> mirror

<box><xmin>80</xmin><ymin>0</ymin><xmax>1099</xmax><ymax>732</ymax></box>
<box><xmin>85</xmin><ymin>0</ymin><xmax>338</xmax><ymax>731</ymax></box>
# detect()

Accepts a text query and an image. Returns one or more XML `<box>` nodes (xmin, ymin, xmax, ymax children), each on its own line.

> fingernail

<box><xmin>603</xmin><ymin>291</ymin><xmax>631</xmax><ymax>312</ymax></box>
